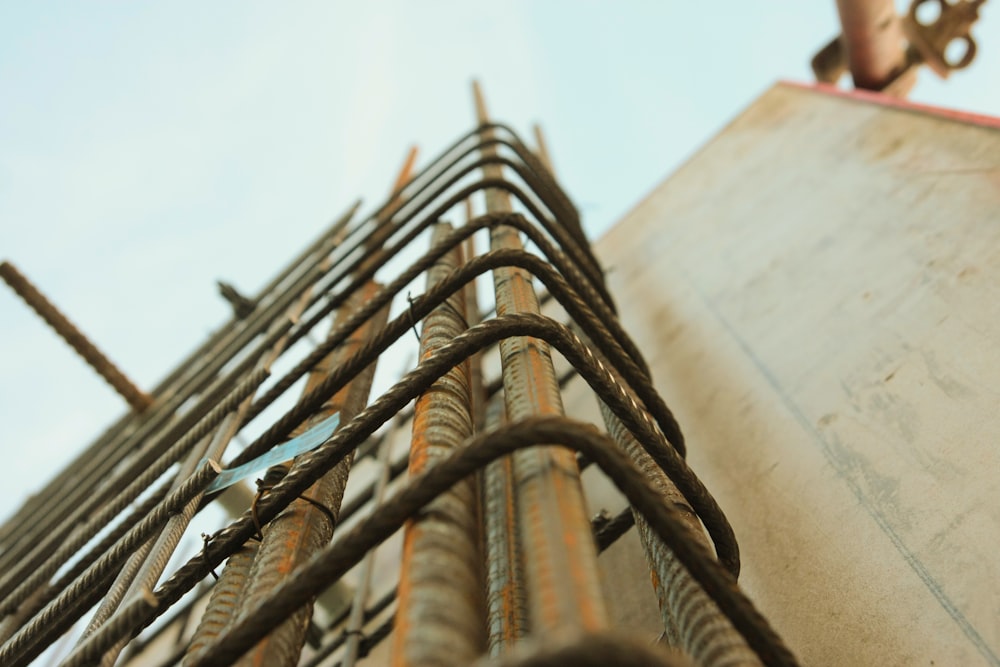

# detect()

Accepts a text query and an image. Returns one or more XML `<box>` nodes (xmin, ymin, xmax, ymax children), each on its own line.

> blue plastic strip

<box><xmin>206</xmin><ymin>412</ymin><xmax>341</xmax><ymax>493</ymax></box>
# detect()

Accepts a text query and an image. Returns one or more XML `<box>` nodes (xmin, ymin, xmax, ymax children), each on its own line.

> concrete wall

<box><xmin>575</xmin><ymin>82</ymin><xmax>1000</xmax><ymax>666</ymax></box>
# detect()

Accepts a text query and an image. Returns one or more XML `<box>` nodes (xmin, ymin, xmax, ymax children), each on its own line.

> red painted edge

<box><xmin>780</xmin><ymin>80</ymin><xmax>1000</xmax><ymax>130</ymax></box>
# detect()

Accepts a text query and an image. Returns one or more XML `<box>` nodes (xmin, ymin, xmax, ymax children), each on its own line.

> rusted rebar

<box><xmin>393</xmin><ymin>222</ymin><xmax>485</xmax><ymax>666</ymax></box>
<box><xmin>0</xmin><ymin>260</ymin><xmax>151</xmax><ymax>411</ymax></box>
<box><xmin>182</xmin><ymin>417</ymin><xmax>798</xmax><ymax>667</ymax></box>
<box><xmin>227</xmin><ymin>281</ymin><xmax>388</xmax><ymax>667</ymax></box>
<box><xmin>475</xmin><ymin>81</ymin><xmax>608</xmax><ymax>640</ymax></box>
<box><xmin>541</xmin><ymin>129</ymin><xmax>758</xmax><ymax>666</ymax></box>
<box><xmin>0</xmin><ymin>115</ymin><xmax>789</xmax><ymax>667</ymax></box>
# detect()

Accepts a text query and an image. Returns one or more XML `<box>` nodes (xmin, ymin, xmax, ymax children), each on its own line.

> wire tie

<box><xmin>201</xmin><ymin>533</ymin><xmax>220</xmax><ymax>580</ymax></box>
<box><xmin>298</xmin><ymin>494</ymin><xmax>337</xmax><ymax>532</ymax></box>
<box><xmin>406</xmin><ymin>292</ymin><xmax>422</xmax><ymax>343</ymax></box>
<box><xmin>251</xmin><ymin>479</ymin><xmax>273</xmax><ymax>542</ymax></box>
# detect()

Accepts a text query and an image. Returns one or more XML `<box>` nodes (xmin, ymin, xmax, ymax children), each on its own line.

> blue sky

<box><xmin>1</xmin><ymin>1</ymin><xmax>997</xmax><ymax>519</ymax></box>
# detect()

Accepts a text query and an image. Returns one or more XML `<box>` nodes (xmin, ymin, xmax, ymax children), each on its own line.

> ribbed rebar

<box><xmin>58</xmin><ymin>588</ymin><xmax>158</xmax><ymax>667</ymax></box>
<box><xmin>340</xmin><ymin>416</ymin><xmax>394</xmax><ymax>667</ymax></box>
<box><xmin>0</xmin><ymin>460</ymin><xmax>220</xmax><ymax>667</ymax></box>
<box><xmin>184</xmin><ymin>540</ymin><xmax>260</xmax><ymax>664</ymax></box>
<box><xmin>229</xmin><ymin>281</ymin><xmax>388</xmax><ymax>667</ymax></box>
<box><xmin>482</xmin><ymin>398</ymin><xmax>528</xmax><ymax>656</ymax></box>
<box><xmin>0</xmin><ymin>261</ymin><xmax>151</xmax><ymax>411</ymax></box>
<box><xmin>0</xmin><ymin>369</ymin><xmax>268</xmax><ymax>617</ymax></box>
<box><xmin>598</xmin><ymin>394</ymin><xmax>759</xmax><ymax>666</ymax></box>
<box><xmin>393</xmin><ymin>222</ymin><xmax>485</xmax><ymax>666</ymax></box>
<box><xmin>144</xmin><ymin>311</ymin><xmax>737</xmax><ymax>621</ymax></box>
<box><xmin>183</xmin><ymin>417</ymin><xmax>798</xmax><ymax>667</ymax></box>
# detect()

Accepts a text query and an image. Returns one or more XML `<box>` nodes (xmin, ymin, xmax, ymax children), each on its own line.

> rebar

<box><xmin>229</xmin><ymin>281</ymin><xmax>388</xmax><ymax>667</ymax></box>
<box><xmin>183</xmin><ymin>417</ymin><xmax>797</xmax><ymax>667</ymax></box>
<box><xmin>0</xmin><ymin>111</ymin><xmax>794</xmax><ymax>667</ymax></box>
<box><xmin>393</xmin><ymin>222</ymin><xmax>485</xmax><ymax>666</ymax></box>
<box><xmin>0</xmin><ymin>369</ymin><xmax>269</xmax><ymax>617</ymax></box>
<box><xmin>0</xmin><ymin>261</ymin><xmax>152</xmax><ymax>411</ymax></box>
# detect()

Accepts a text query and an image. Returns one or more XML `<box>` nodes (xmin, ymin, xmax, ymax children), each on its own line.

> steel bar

<box><xmin>542</xmin><ymin>132</ymin><xmax>757</xmax><ymax>666</ymax></box>
<box><xmin>4</xmin><ymin>569</ymin><xmax>120</xmax><ymax>667</ymax></box>
<box><xmin>236</xmin><ymin>213</ymin><xmax>644</xmax><ymax>474</ymax></box>
<box><xmin>219</xmin><ymin>262</ymin><xmax>726</xmax><ymax>570</ymax></box>
<box><xmin>476</xmin><ymin>85</ymin><xmax>608</xmax><ymax>640</ymax></box>
<box><xmin>300</xmin><ymin>587</ymin><xmax>399</xmax><ymax>667</ymax></box>
<box><xmin>0</xmin><ymin>261</ymin><xmax>151</xmax><ymax>411</ymax></box>
<box><xmin>481</xmin><ymin>398</ymin><xmax>528</xmax><ymax>656</ymax></box>
<box><xmin>181</xmin><ymin>417</ymin><xmax>798</xmax><ymax>667</ymax></box>
<box><xmin>0</xmin><ymin>460</ymin><xmax>221</xmax><ymax>667</ymax></box>
<box><xmin>182</xmin><ymin>515</ymin><xmax>264</xmax><ymax>663</ymax></box>
<box><xmin>0</xmin><ymin>200</ymin><xmax>365</xmax><ymax>564</ymax></box>
<box><xmin>58</xmin><ymin>588</ymin><xmax>158</xmax><ymax>667</ymax></box>
<box><xmin>0</xmin><ymin>348</ymin><xmax>269</xmax><ymax>578</ymax></box>
<box><xmin>181</xmin><ymin>260</ymin><xmax>354</xmax><ymax>666</ymax></box>
<box><xmin>306</xmin><ymin>501</ymin><xmax>642</xmax><ymax>667</ymax></box>
<box><xmin>0</xmin><ymin>199</ymin><xmax>360</xmax><ymax>551</ymax></box>
<box><xmin>597</xmin><ymin>395</ymin><xmax>758</xmax><ymax>665</ymax></box>
<box><xmin>209</xmin><ymin>251</ymin><xmax>722</xmax><ymax>571</ymax></box>
<box><xmin>340</xmin><ymin>414</ymin><xmax>394</xmax><ymax>667</ymax></box>
<box><xmin>101</xmin><ymin>311</ymin><xmax>741</xmax><ymax>666</ymax></box>
<box><xmin>80</xmin><ymin>532</ymin><xmax>159</xmax><ymax>643</ymax></box>
<box><xmin>1</xmin><ymin>479</ymin><xmax>173</xmax><ymax>639</ymax></box>
<box><xmin>55</xmin><ymin>266</ymin><xmax>313</xmax><ymax>649</ymax></box>
<box><xmin>229</xmin><ymin>281</ymin><xmax>388</xmax><ymax>667</ymax></box>
<box><xmin>0</xmin><ymin>369</ymin><xmax>269</xmax><ymax>618</ymax></box>
<box><xmin>393</xmin><ymin>222</ymin><xmax>485</xmax><ymax>666</ymax></box>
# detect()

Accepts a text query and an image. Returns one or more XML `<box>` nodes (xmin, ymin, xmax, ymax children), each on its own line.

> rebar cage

<box><xmin>0</xmin><ymin>93</ymin><xmax>798</xmax><ymax>667</ymax></box>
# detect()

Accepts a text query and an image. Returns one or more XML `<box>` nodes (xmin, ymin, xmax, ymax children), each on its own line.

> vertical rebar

<box><xmin>537</xmin><ymin>127</ymin><xmax>760</xmax><ymax>667</ymax></box>
<box><xmin>473</xmin><ymin>81</ymin><xmax>608</xmax><ymax>639</ymax></box>
<box><xmin>393</xmin><ymin>222</ymin><xmax>485</xmax><ymax>666</ymax></box>
<box><xmin>182</xmin><ymin>246</ymin><xmax>347</xmax><ymax>666</ymax></box>
<box><xmin>58</xmin><ymin>588</ymin><xmax>158</xmax><ymax>667</ymax></box>
<box><xmin>481</xmin><ymin>398</ymin><xmax>528</xmax><ymax>656</ymax></box>
<box><xmin>183</xmin><ymin>541</ymin><xmax>260</xmax><ymax>664</ymax></box>
<box><xmin>341</xmin><ymin>423</ymin><xmax>395</xmax><ymax>667</ymax></box>
<box><xmin>230</xmin><ymin>280</ymin><xmax>389</xmax><ymax>667</ymax></box>
<box><xmin>598</xmin><ymin>398</ymin><xmax>760</xmax><ymax>666</ymax></box>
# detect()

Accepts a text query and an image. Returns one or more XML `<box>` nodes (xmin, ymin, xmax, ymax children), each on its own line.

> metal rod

<box><xmin>0</xmin><ymin>461</ymin><xmax>221</xmax><ymax>667</ymax></box>
<box><xmin>474</xmin><ymin>80</ymin><xmax>609</xmax><ymax>638</ymax></box>
<box><xmin>230</xmin><ymin>281</ymin><xmax>388</xmax><ymax>667</ymax></box>
<box><xmin>544</xmin><ymin>128</ymin><xmax>757</xmax><ymax>665</ymax></box>
<box><xmin>58</xmin><ymin>588</ymin><xmax>158</xmax><ymax>667</ymax></box>
<box><xmin>0</xmin><ymin>199</ymin><xmax>364</xmax><ymax>562</ymax></box>
<box><xmin>0</xmin><ymin>369</ymin><xmax>268</xmax><ymax>618</ymax></box>
<box><xmin>393</xmin><ymin>222</ymin><xmax>485</xmax><ymax>666</ymax></box>
<box><xmin>182</xmin><ymin>252</ymin><xmax>353</xmax><ymax>666</ymax></box>
<box><xmin>182</xmin><ymin>416</ymin><xmax>798</xmax><ymax>667</ymax></box>
<box><xmin>481</xmin><ymin>397</ymin><xmax>528</xmax><ymax>656</ymax></box>
<box><xmin>834</xmin><ymin>0</ymin><xmax>909</xmax><ymax>90</ymax></box>
<box><xmin>0</xmin><ymin>261</ymin><xmax>151</xmax><ymax>411</ymax></box>
<box><xmin>340</xmin><ymin>410</ymin><xmax>395</xmax><ymax>667</ymax></box>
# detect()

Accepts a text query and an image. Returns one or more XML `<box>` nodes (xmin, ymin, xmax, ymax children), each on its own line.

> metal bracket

<box><xmin>903</xmin><ymin>0</ymin><xmax>985</xmax><ymax>77</ymax></box>
<box><xmin>811</xmin><ymin>0</ymin><xmax>986</xmax><ymax>92</ymax></box>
